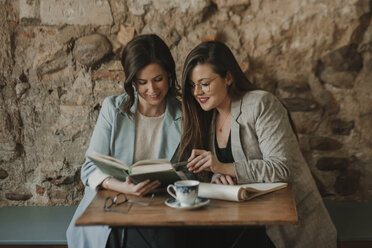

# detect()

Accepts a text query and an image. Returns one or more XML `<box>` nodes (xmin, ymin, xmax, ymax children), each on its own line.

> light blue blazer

<box><xmin>66</xmin><ymin>93</ymin><xmax>182</xmax><ymax>248</ymax></box>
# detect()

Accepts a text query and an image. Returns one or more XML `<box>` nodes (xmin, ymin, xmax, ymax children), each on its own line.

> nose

<box><xmin>193</xmin><ymin>84</ymin><xmax>203</xmax><ymax>95</ymax></box>
<box><xmin>147</xmin><ymin>82</ymin><xmax>157</xmax><ymax>92</ymax></box>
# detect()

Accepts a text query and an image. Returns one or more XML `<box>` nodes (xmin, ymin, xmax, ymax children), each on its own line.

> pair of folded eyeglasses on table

<box><xmin>103</xmin><ymin>193</ymin><xmax>155</xmax><ymax>214</ymax></box>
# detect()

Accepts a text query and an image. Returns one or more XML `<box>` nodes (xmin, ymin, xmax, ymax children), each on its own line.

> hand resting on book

<box><xmin>212</xmin><ymin>174</ymin><xmax>237</xmax><ymax>185</ymax></box>
<box><xmin>102</xmin><ymin>176</ymin><xmax>161</xmax><ymax>197</ymax></box>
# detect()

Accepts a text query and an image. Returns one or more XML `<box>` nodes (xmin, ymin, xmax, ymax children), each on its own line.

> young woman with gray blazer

<box><xmin>179</xmin><ymin>41</ymin><xmax>337</xmax><ymax>248</ymax></box>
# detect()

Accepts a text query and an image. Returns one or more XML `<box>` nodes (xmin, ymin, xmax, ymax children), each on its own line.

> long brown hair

<box><xmin>179</xmin><ymin>41</ymin><xmax>256</xmax><ymax>159</ymax></box>
<box><xmin>121</xmin><ymin>34</ymin><xmax>180</xmax><ymax>117</ymax></box>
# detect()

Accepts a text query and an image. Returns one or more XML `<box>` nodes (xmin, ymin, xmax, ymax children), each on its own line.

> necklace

<box><xmin>217</xmin><ymin>113</ymin><xmax>230</xmax><ymax>132</ymax></box>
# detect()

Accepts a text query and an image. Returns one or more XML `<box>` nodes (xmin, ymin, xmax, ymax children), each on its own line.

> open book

<box><xmin>199</xmin><ymin>182</ymin><xmax>288</xmax><ymax>201</ymax></box>
<box><xmin>88</xmin><ymin>152</ymin><xmax>186</xmax><ymax>186</ymax></box>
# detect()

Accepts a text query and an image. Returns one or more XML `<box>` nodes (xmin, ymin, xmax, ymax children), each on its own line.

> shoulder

<box><xmin>102</xmin><ymin>93</ymin><xmax>128</xmax><ymax>108</ymax></box>
<box><xmin>235</xmin><ymin>90</ymin><xmax>286</xmax><ymax>120</ymax></box>
<box><xmin>165</xmin><ymin>96</ymin><xmax>182</xmax><ymax>120</ymax></box>
<box><xmin>240</xmin><ymin>90</ymin><xmax>283</xmax><ymax>111</ymax></box>
<box><xmin>240</xmin><ymin>90</ymin><xmax>278</xmax><ymax>106</ymax></box>
<box><xmin>100</xmin><ymin>93</ymin><xmax>129</xmax><ymax>116</ymax></box>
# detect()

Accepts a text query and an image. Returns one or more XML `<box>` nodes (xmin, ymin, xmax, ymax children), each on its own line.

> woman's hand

<box><xmin>122</xmin><ymin>177</ymin><xmax>161</xmax><ymax>196</ymax></box>
<box><xmin>212</xmin><ymin>174</ymin><xmax>237</xmax><ymax>185</ymax></box>
<box><xmin>102</xmin><ymin>177</ymin><xmax>161</xmax><ymax>197</ymax></box>
<box><xmin>187</xmin><ymin>149</ymin><xmax>223</xmax><ymax>173</ymax></box>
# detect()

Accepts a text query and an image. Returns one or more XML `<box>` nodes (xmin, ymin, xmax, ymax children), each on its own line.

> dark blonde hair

<box><xmin>121</xmin><ymin>34</ymin><xmax>179</xmax><ymax>116</ymax></box>
<box><xmin>179</xmin><ymin>41</ymin><xmax>256</xmax><ymax>159</ymax></box>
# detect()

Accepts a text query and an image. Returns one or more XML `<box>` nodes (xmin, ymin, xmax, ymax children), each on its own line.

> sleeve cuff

<box><xmin>88</xmin><ymin>169</ymin><xmax>110</xmax><ymax>191</ymax></box>
<box><xmin>234</xmin><ymin>161</ymin><xmax>254</xmax><ymax>184</ymax></box>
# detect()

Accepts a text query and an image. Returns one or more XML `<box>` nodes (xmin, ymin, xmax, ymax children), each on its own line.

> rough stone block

<box><xmin>282</xmin><ymin>97</ymin><xmax>318</xmax><ymax>112</ymax></box>
<box><xmin>0</xmin><ymin>168</ymin><xmax>8</xmax><ymax>179</ymax></box>
<box><xmin>310</xmin><ymin>137</ymin><xmax>343</xmax><ymax>151</ymax></box>
<box><xmin>37</xmin><ymin>50</ymin><xmax>72</xmax><ymax>79</ymax></box>
<box><xmin>278</xmin><ymin>80</ymin><xmax>310</xmax><ymax>93</ymax></box>
<box><xmin>73</xmin><ymin>34</ymin><xmax>112</xmax><ymax>67</ymax></box>
<box><xmin>321</xmin><ymin>44</ymin><xmax>363</xmax><ymax>72</ymax></box>
<box><xmin>331</xmin><ymin>119</ymin><xmax>355</xmax><ymax>135</ymax></box>
<box><xmin>5</xmin><ymin>192</ymin><xmax>33</xmax><ymax>201</ymax></box>
<box><xmin>316</xmin><ymin>157</ymin><xmax>350</xmax><ymax>171</ymax></box>
<box><xmin>335</xmin><ymin>169</ymin><xmax>361</xmax><ymax>196</ymax></box>
<box><xmin>117</xmin><ymin>25</ymin><xmax>135</xmax><ymax>47</ymax></box>
<box><xmin>40</xmin><ymin>0</ymin><xmax>113</xmax><ymax>25</ymax></box>
<box><xmin>213</xmin><ymin>0</ymin><xmax>250</xmax><ymax>8</ymax></box>
<box><xmin>35</xmin><ymin>184</ymin><xmax>45</xmax><ymax>196</ymax></box>
<box><xmin>19</xmin><ymin>0</ymin><xmax>40</xmax><ymax>22</ymax></box>
<box><xmin>319</xmin><ymin>67</ymin><xmax>357</xmax><ymax>89</ymax></box>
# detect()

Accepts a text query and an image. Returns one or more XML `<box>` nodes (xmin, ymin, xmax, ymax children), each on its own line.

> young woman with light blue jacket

<box><xmin>66</xmin><ymin>34</ymin><xmax>183</xmax><ymax>248</ymax></box>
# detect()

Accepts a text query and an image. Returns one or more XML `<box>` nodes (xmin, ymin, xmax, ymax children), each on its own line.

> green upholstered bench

<box><xmin>0</xmin><ymin>206</ymin><xmax>77</xmax><ymax>247</ymax></box>
<box><xmin>1</xmin><ymin>203</ymin><xmax>371</xmax><ymax>248</ymax></box>
<box><xmin>325</xmin><ymin>201</ymin><xmax>372</xmax><ymax>248</ymax></box>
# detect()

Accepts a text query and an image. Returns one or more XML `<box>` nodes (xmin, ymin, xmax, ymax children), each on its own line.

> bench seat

<box><xmin>0</xmin><ymin>206</ymin><xmax>76</xmax><ymax>246</ymax></box>
<box><xmin>0</xmin><ymin>202</ymin><xmax>371</xmax><ymax>247</ymax></box>
<box><xmin>325</xmin><ymin>201</ymin><xmax>372</xmax><ymax>248</ymax></box>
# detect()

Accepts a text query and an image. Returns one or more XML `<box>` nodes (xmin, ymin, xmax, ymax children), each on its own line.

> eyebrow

<box><xmin>193</xmin><ymin>77</ymin><xmax>214</xmax><ymax>83</ymax></box>
<box><xmin>136</xmin><ymin>74</ymin><xmax>163</xmax><ymax>81</ymax></box>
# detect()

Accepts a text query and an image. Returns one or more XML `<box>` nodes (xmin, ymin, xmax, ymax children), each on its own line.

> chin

<box><xmin>199</xmin><ymin>104</ymin><xmax>213</xmax><ymax>111</ymax></box>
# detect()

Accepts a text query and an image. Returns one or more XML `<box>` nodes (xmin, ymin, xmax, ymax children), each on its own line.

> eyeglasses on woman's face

<box><xmin>189</xmin><ymin>77</ymin><xmax>218</xmax><ymax>93</ymax></box>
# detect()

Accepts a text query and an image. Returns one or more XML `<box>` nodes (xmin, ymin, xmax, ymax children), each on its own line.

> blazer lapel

<box><xmin>209</xmin><ymin>110</ymin><xmax>217</xmax><ymax>157</ymax></box>
<box><xmin>231</xmin><ymin>98</ymin><xmax>247</xmax><ymax>162</ymax></box>
<box><xmin>114</xmin><ymin>95</ymin><xmax>137</xmax><ymax>165</ymax></box>
<box><xmin>157</xmin><ymin>96</ymin><xmax>182</xmax><ymax>161</ymax></box>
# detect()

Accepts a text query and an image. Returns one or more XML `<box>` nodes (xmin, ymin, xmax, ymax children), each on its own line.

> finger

<box><xmin>219</xmin><ymin>175</ymin><xmax>229</xmax><ymax>185</ymax></box>
<box><xmin>137</xmin><ymin>180</ymin><xmax>159</xmax><ymax>191</ymax></box>
<box><xmin>187</xmin><ymin>155</ymin><xmax>204</xmax><ymax>170</ymax></box>
<box><xmin>192</xmin><ymin>157</ymin><xmax>211</xmax><ymax>173</ymax></box>
<box><xmin>138</xmin><ymin>183</ymin><xmax>160</xmax><ymax>197</ymax></box>
<box><xmin>225</xmin><ymin>175</ymin><xmax>235</xmax><ymax>185</ymax></box>
<box><xmin>187</xmin><ymin>149</ymin><xmax>197</xmax><ymax>162</ymax></box>
<box><xmin>134</xmin><ymin>179</ymin><xmax>151</xmax><ymax>188</ymax></box>
<box><xmin>137</xmin><ymin>180</ymin><xmax>161</xmax><ymax>196</ymax></box>
<box><xmin>193</xmin><ymin>158</ymin><xmax>212</xmax><ymax>173</ymax></box>
<box><xmin>187</xmin><ymin>152</ymin><xmax>209</xmax><ymax>170</ymax></box>
<box><xmin>187</xmin><ymin>149</ymin><xmax>207</xmax><ymax>162</ymax></box>
<box><xmin>214</xmin><ymin>177</ymin><xmax>223</xmax><ymax>184</ymax></box>
<box><xmin>194</xmin><ymin>164</ymin><xmax>210</xmax><ymax>173</ymax></box>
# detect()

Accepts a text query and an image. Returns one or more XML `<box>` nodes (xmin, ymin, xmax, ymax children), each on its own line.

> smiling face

<box><xmin>135</xmin><ymin>63</ymin><xmax>169</xmax><ymax>115</ymax></box>
<box><xmin>189</xmin><ymin>63</ymin><xmax>232</xmax><ymax>112</ymax></box>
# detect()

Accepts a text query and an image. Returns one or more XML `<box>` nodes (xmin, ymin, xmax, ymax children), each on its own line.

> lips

<box><xmin>147</xmin><ymin>93</ymin><xmax>161</xmax><ymax>100</ymax></box>
<box><xmin>198</xmin><ymin>97</ymin><xmax>209</xmax><ymax>104</ymax></box>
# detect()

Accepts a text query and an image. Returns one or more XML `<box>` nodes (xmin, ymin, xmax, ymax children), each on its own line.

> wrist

<box><xmin>215</xmin><ymin>163</ymin><xmax>235</xmax><ymax>176</ymax></box>
<box><xmin>102</xmin><ymin>177</ymin><xmax>113</xmax><ymax>189</ymax></box>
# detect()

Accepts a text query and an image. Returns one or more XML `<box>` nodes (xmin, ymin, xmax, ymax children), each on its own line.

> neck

<box><xmin>138</xmin><ymin>100</ymin><xmax>166</xmax><ymax>117</ymax></box>
<box><xmin>216</xmin><ymin>94</ymin><xmax>231</xmax><ymax>117</ymax></box>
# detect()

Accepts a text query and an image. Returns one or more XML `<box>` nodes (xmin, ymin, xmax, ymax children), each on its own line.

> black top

<box><xmin>215</xmin><ymin>132</ymin><xmax>235</xmax><ymax>163</ymax></box>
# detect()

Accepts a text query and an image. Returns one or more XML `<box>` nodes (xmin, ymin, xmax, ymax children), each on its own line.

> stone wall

<box><xmin>0</xmin><ymin>0</ymin><xmax>371</xmax><ymax>206</ymax></box>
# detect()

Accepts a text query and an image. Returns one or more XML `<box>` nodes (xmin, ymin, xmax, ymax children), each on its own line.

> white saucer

<box><xmin>165</xmin><ymin>197</ymin><xmax>210</xmax><ymax>210</ymax></box>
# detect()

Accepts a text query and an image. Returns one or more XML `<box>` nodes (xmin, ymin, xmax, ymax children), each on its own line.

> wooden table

<box><xmin>76</xmin><ymin>185</ymin><xmax>297</xmax><ymax>227</ymax></box>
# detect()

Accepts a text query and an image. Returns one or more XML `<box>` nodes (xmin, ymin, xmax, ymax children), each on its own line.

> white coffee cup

<box><xmin>167</xmin><ymin>180</ymin><xmax>199</xmax><ymax>206</ymax></box>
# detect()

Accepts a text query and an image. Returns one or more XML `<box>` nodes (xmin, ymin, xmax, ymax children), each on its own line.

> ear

<box><xmin>225</xmin><ymin>72</ymin><xmax>233</xmax><ymax>86</ymax></box>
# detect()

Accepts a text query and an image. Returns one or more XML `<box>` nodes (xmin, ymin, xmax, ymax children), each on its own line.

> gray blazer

<box><xmin>210</xmin><ymin>90</ymin><xmax>337</xmax><ymax>248</ymax></box>
<box><xmin>66</xmin><ymin>93</ymin><xmax>182</xmax><ymax>248</ymax></box>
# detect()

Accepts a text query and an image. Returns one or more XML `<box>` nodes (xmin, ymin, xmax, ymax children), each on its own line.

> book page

<box><xmin>199</xmin><ymin>183</ymin><xmax>241</xmax><ymax>201</ymax></box>
<box><xmin>241</xmin><ymin>182</ymin><xmax>288</xmax><ymax>192</ymax></box>
<box><xmin>88</xmin><ymin>152</ymin><xmax>130</xmax><ymax>170</ymax></box>
<box><xmin>199</xmin><ymin>182</ymin><xmax>288</xmax><ymax>201</ymax></box>
<box><xmin>132</xmin><ymin>159</ymin><xmax>170</xmax><ymax>167</ymax></box>
<box><xmin>131</xmin><ymin>163</ymin><xmax>174</xmax><ymax>175</ymax></box>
